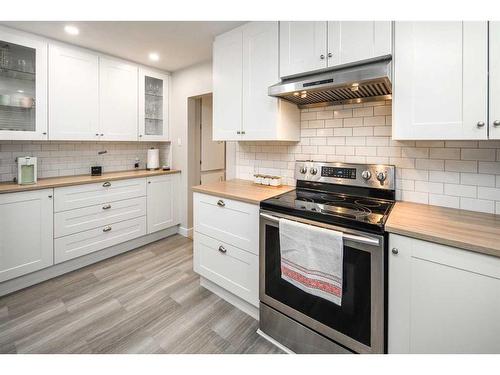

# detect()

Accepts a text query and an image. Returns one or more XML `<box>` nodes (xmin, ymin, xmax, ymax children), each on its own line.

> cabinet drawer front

<box><xmin>194</xmin><ymin>232</ymin><xmax>258</xmax><ymax>306</ymax></box>
<box><xmin>54</xmin><ymin>196</ymin><xmax>146</xmax><ymax>238</ymax></box>
<box><xmin>54</xmin><ymin>216</ymin><xmax>146</xmax><ymax>264</ymax></box>
<box><xmin>194</xmin><ymin>193</ymin><xmax>259</xmax><ymax>254</ymax></box>
<box><xmin>54</xmin><ymin>178</ymin><xmax>147</xmax><ymax>212</ymax></box>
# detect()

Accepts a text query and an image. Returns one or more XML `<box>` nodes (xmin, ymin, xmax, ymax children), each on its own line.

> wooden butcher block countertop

<box><xmin>0</xmin><ymin>169</ymin><xmax>181</xmax><ymax>194</ymax></box>
<box><xmin>192</xmin><ymin>179</ymin><xmax>294</xmax><ymax>204</ymax></box>
<box><xmin>386</xmin><ymin>201</ymin><xmax>500</xmax><ymax>258</ymax></box>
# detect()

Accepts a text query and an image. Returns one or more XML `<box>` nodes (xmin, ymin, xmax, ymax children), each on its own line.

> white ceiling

<box><xmin>2</xmin><ymin>21</ymin><xmax>246</xmax><ymax>72</ymax></box>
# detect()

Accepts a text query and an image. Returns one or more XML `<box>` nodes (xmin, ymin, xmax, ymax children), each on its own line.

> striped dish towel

<box><xmin>279</xmin><ymin>218</ymin><xmax>343</xmax><ymax>305</ymax></box>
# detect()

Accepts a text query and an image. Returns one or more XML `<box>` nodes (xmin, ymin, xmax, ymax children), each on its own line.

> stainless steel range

<box><xmin>259</xmin><ymin>161</ymin><xmax>396</xmax><ymax>354</ymax></box>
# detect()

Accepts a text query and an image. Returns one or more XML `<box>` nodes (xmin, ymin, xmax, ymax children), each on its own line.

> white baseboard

<box><xmin>200</xmin><ymin>277</ymin><xmax>259</xmax><ymax>320</ymax></box>
<box><xmin>257</xmin><ymin>329</ymin><xmax>295</xmax><ymax>354</ymax></box>
<box><xmin>178</xmin><ymin>226</ymin><xmax>193</xmax><ymax>238</ymax></box>
<box><xmin>0</xmin><ymin>226</ymin><xmax>178</xmax><ymax>297</ymax></box>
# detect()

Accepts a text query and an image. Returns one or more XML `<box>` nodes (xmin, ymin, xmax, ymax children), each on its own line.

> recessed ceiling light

<box><xmin>148</xmin><ymin>52</ymin><xmax>160</xmax><ymax>62</ymax></box>
<box><xmin>64</xmin><ymin>25</ymin><xmax>79</xmax><ymax>35</ymax></box>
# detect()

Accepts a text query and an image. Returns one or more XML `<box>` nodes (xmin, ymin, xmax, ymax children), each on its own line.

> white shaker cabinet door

<box><xmin>49</xmin><ymin>45</ymin><xmax>99</xmax><ymax>141</ymax></box>
<box><xmin>393</xmin><ymin>21</ymin><xmax>488</xmax><ymax>140</ymax></box>
<box><xmin>0</xmin><ymin>189</ymin><xmax>54</xmax><ymax>282</ymax></box>
<box><xmin>213</xmin><ymin>28</ymin><xmax>243</xmax><ymax>141</ymax></box>
<box><xmin>241</xmin><ymin>21</ymin><xmax>280</xmax><ymax>140</ymax></box>
<box><xmin>327</xmin><ymin>21</ymin><xmax>392</xmax><ymax>67</ymax></box>
<box><xmin>146</xmin><ymin>173</ymin><xmax>180</xmax><ymax>234</ymax></box>
<box><xmin>389</xmin><ymin>234</ymin><xmax>500</xmax><ymax>353</ymax></box>
<box><xmin>279</xmin><ymin>21</ymin><xmax>328</xmax><ymax>78</ymax></box>
<box><xmin>489</xmin><ymin>22</ymin><xmax>500</xmax><ymax>139</ymax></box>
<box><xmin>99</xmin><ymin>57</ymin><xmax>138</xmax><ymax>141</ymax></box>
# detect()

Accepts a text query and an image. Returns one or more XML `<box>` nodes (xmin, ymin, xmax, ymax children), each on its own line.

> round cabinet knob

<box><xmin>327</xmin><ymin>52</ymin><xmax>333</xmax><ymax>58</ymax></box>
<box><xmin>391</xmin><ymin>248</ymin><xmax>399</xmax><ymax>255</ymax></box>
<box><xmin>320</xmin><ymin>54</ymin><xmax>325</xmax><ymax>60</ymax></box>
<box><xmin>300</xmin><ymin>166</ymin><xmax>308</xmax><ymax>174</ymax></box>
<box><xmin>376</xmin><ymin>171</ymin><xmax>387</xmax><ymax>182</ymax></box>
<box><xmin>494</xmin><ymin>120</ymin><xmax>500</xmax><ymax>127</ymax></box>
<box><xmin>477</xmin><ymin>121</ymin><xmax>485</xmax><ymax>128</ymax></box>
<box><xmin>310</xmin><ymin>167</ymin><xmax>318</xmax><ymax>175</ymax></box>
<box><xmin>361</xmin><ymin>170</ymin><xmax>372</xmax><ymax>180</ymax></box>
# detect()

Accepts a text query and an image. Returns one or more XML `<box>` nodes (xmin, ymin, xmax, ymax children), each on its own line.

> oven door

<box><xmin>259</xmin><ymin>210</ymin><xmax>386</xmax><ymax>354</ymax></box>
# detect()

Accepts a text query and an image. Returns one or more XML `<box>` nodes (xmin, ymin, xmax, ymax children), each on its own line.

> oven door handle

<box><xmin>260</xmin><ymin>212</ymin><xmax>380</xmax><ymax>247</ymax></box>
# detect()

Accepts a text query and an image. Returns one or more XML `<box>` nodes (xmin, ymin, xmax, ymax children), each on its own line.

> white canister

<box><xmin>270</xmin><ymin>176</ymin><xmax>282</xmax><ymax>187</ymax></box>
<box><xmin>262</xmin><ymin>175</ymin><xmax>271</xmax><ymax>185</ymax></box>
<box><xmin>147</xmin><ymin>148</ymin><xmax>160</xmax><ymax>170</ymax></box>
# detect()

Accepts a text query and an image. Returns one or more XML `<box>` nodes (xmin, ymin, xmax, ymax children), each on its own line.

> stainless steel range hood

<box><xmin>269</xmin><ymin>57</ymin><xmax>392</xmax><ymax>108</ymax></box>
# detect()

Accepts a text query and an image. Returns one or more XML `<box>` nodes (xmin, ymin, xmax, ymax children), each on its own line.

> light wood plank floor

<box><xmin>0</xmin><ymin>235</ymin><xmax>282</xmax><ymax>354</ymax></box>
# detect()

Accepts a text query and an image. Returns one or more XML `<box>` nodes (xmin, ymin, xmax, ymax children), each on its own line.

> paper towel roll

<box><xmin>147</xmin><ymin>148</ymin><xmax>160</xmax><ymax>170</ymax></box>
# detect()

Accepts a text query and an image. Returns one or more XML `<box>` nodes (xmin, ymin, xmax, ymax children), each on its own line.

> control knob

<box><xmin>376</xmin><ymin>171</ymin><xmax>387</xmax><ymax>183</ymax></box>
<box><xmin>299</xmin><ymin>166</ymin><xmax>308</xmax><ymax>174</ymax></box>
<box><xmin>310</xmin><ymin>167</ymin><xmax>318</xmax><ymax>175</ymax></box>
<box><xmin>361</xmin><ymin>170</ymin><xmax>372</xmax><ymax>180</ymax></box>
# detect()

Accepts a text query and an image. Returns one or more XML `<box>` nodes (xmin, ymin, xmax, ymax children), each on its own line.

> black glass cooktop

<box><xmin>261</xmin><ymin>188</ymin><xmax>395</xmax><ymax>233</ymax></box>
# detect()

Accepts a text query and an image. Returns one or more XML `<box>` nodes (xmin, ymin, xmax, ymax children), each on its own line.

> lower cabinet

<box><xmin>0</xmin><ymin>189</ymin><xmax>54</xmax><ymax>283</ymax></box>
<box><xmin>193</xmin><ymin>192</ymin><xmax>259</xmax><ymax>308</ymax></box>
<box><xmin>389</xmin><ymin>234</ymin><xmax>500</xmax><ymax>353</ymax></box>
<box><xmin>54</xmin><ymin>216</ymin><xmax>146</xmax><ymax>264</ymax></box>
<box><xmin>146</xmin><ymin>173</ymin><xmax>180</xmax><ymax>234</ymax></box>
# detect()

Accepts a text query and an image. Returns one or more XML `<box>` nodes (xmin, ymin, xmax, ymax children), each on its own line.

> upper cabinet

<box><xmin>489</xmin><ymin>22</ymin><xmax>500</xmax><ymax>140</ymax></box>
<box><xmin>213</xmin><ymin>22</ymin><xmax>300</xmax><ymax>142</ymax></box>
<box><xmin>99</xmin><ymin>57</ymin><xmax>138</xmax><ymax>141</ymax></box>
<box><xmin>279</xmin><ymin>21</ymin><xmax>392</xmax><ymax>78</ymax></box>
<box><xmin>138</xmin><ymin>68</ymin><xmax>169</xmax><ymax>141</ymax></box>
<box><xmin>49</xmin><ymin>45</ymin><xmax>99</xmax><ymax>140</ymax></box>
<box><xmin>393</xmin><ymin>22</ymin><xmax>488</xmax><ymax>140</ymax></box>
<box><xmin>279</xmin><ymin>21</ymin><xmax>328</xmax><ymax>78</ymax></box>
<box><xmin>0</xmin><ymin>27</ymin><xmax>47</xmax><ymax>140</ymax></box>
<box><xmin>327</xmin><ymin>21</ymin><xmax>392</xmax><ymax>67</ymax></box>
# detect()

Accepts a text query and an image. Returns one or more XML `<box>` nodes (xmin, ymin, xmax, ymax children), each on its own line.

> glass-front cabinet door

<box><xmin>0</xmin><ymin>28</ymin><xmax>47</xmax><ymax>140</ymax></box>
<box><xmin>138</xmin><ymin>68</ymin><xmax>169</xmax><ymax>141</ymax></box>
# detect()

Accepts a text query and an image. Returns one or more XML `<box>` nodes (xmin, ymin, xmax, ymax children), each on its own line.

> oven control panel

<box><xmin>295</xmin><ymin>161</ymin><xmax>395</xmax><ymax>190</ymax></box>
<box><xmin>321</xmin><ymin>167</ymin><xmax>356</xmax><ymax>179</ymax></box>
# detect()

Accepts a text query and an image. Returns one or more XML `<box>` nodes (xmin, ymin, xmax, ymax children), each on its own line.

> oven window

<box><xmin>264</xmin><ymin>224</ymin><xmax>371</xmax><ymax>346</ymax></box>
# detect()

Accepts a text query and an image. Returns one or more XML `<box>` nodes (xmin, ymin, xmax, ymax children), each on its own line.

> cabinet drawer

<box><xmin>54</xmin><ymin>196</ymin><xmax>146</xmax><ymax>238</ymax></box>
<box><xmin>54</xmin><ymin>178</ymin><xmax>146</xmax><ymax>212</ymax></box>
<box><xmin>194</xmin><ymin>192</ymin><xmax>259</xmax><ymax>254</ymax></box>
<box><xmin>194</xmin><ymin>232</ymin><xmax>258</xmax><ymax>307</ymax></box>
<box><xmin>54</xmin><ymin>216</ymin><xmax>146</xmax><ymax>264</ymax></box>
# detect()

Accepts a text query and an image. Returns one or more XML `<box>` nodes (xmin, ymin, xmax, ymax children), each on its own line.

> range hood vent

<box><xmin>269</xmin><ymin>57</ymin><xmax>392</xmax><ymax>108</ymax></box>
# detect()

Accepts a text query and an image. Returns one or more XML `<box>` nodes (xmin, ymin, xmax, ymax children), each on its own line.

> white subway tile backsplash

<box><xmin>234</xmin><ymin>101</ymin><xmax>500</xmax><ymax>214</ymax></box>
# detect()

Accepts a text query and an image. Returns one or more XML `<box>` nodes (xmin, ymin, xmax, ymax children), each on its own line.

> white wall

<box><xmin>170</xmin><ymin>60</ymin><xmax>213</xmax><ymax>232</ymax></box>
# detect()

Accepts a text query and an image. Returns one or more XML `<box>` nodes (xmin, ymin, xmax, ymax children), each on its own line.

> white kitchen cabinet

<box><xmin>213</xmin><ymin>27</ymin><xmax>243</xmax><ymax>141</ymax></box>
<box><xmin>389</xmin><ymin>234</ymin><xmax>500</xmax><ymax>353</ymax></box>
<box><xmin>146</xmin><ymin>173</ymin><xmax>180</xmax><ymax>234</ymax></box>
<box><xmin>279</xmin><ymin>21</ymin><xmax>328</xmax><ymax>78</ymax></box>
<box><xmin>279</xmin><ymin>21</ymin><xmax>392</xmax><ymax>78</ymax></box>
<box><xmin>393</xmin><ymin>21</ymin><xmax>488</xmax><ymax>140</ymax></box>
<box><xmin>327</xmin><ymin>21</ymin><xmax>392</xmax><ymax>67</ymax></box>
<box><xmin>489</xmin><ymin>22</ymin><xmax>500</xmax><ymax>139</ymax></box>
<box><xmin>0</xmin><ymin>27</ymin><xmax>47</xmax><ymax>140</ymax></box>
<box><xmin>48</xmin><ymin>44</ymin><xmax>99</xmax><ymax>141</ymax></box>
<box><xmin>138</xmin><ymin>68</ymin><xmax>169</xmax><ymax>141</ymax></box>
<box><xmin>193</xmin><ymin>192</ymin><xmax>259</xmax><ymax>309</ymax></box>
<box><xmin>99</xmin><ymin>57</ymin><xmax>138</xmax><ymax>141</ymax></box>
<box><xmin>0</xmin><ymin>189</ymin><xmax>53</xmax><ymax>282</ymax></box>
<box><xmin>213</xmin><ymin>22</ymin><xmax>300</xmax><ymax>141</ymax></box>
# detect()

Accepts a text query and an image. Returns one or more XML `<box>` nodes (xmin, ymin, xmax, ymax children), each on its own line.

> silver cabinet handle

<box><xmin>217</xmin><ymin>199</ymin><xmax>225</xmax><ymax>207</ymax></box>
<box><xmin>494</xmin><ymin>120</ymin><xmax>500</xmax><ymax>127</ymax></box>
<box><xmin>102</xmin><ymin>204</ymin><xmax>111</xmax><ymax>210</ymax></box>
<box><xmin>477</xmin><ymin>121</ymin><xmax>485</xmax><ymax>128</ymax></box>
<box><xmin>103</xmin><ymin>226</ymin><xmax>112</xmax><ymax>232</ymax></box>
<box><xmin>320</xmin><ymin>54</ymin><xmax>325</xmax><ymax>59</ymax></box>
<box><xmin>218</xmin><ymin>245</ymin><xmax>227</xmax><ymax>254</ymax></box>
<box><xmin>391</xmin><ymin>248</ymin><xmax>399</xmax><ymax>255</ymax></box>
<box><xmin>327</xmin><ymin>52</ymin><xmax>333</xmax><ymax>58</ymax></box>
<box><xmin>102</xmin><ymin>181</ymin><xmax>111</xmax><ymax>187</ymax></box>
